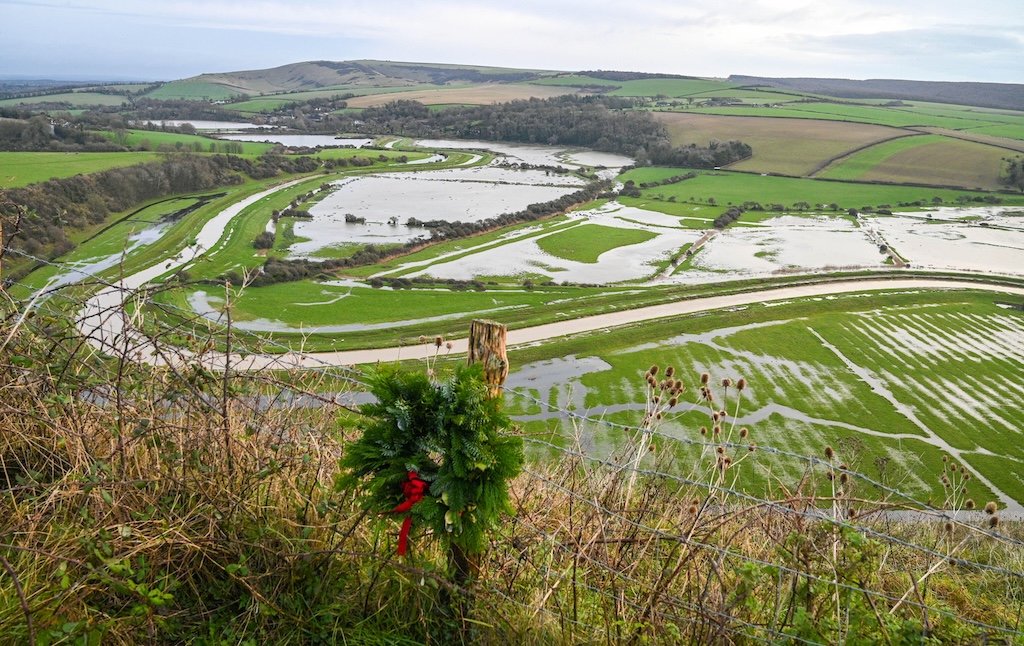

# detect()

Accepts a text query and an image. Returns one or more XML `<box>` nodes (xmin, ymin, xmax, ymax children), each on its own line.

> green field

<box><xmin>607</xmin><ymin>78</ymin><xmax>740</xmax><ymax>97</ymax></box>
<box><xmin>690</xmin><ymin>103</ymin><xmax>1019</xmax><ymax>131</ymax></box>
<box><xmin>0</xmin><ymin>92</ymin><xmax>130</xmax><ymax>108</ymax></box>
<box><xmin>618</xmin><ymin>168</ymin><xmax>1019</xmax><ymax>210</ymax></box>
<box><xmin>0</xmin><ymin>151</ymin><xmax>165</xmax><ymax>187</ymax></box>
<box><xmin>144</xmin><ymin>81</ymin><xmax>243</xmax><ymax>101</ymax></box>
<box><xmin>535</xmin><ymin>223</ymin><xmax>658</xmax><ymax>262</ymax></box>
<box><xmin>98</xmin><ymin>129</ymin><xmax>275</xmax><ymax>155</ymax></box>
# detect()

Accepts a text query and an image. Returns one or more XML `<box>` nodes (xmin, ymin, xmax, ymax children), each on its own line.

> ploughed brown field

<box><xmin>344</xmin><ymin>83</ymin><xmax>577</xmax><ymax>108</ymax></box>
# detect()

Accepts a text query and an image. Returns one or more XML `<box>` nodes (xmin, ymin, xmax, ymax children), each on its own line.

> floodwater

<box><xmin>672</xmin><ymin>214</ymin><xmax>885</xmax><ymax>284</ymax></box>
<box><xmin>287</xmin><ymin>167</ymin><xmax>586</xmax><ymax>258</ymax></box>
<box><xmin>217</xmin><ymin>134</ymin><xmax>373</xmax><ymax>148</ymax></box>
<box><xmin>42</xmin><ymin>222</ymin><xmax>173</xmax><ymax>292</ymax></box>
<box><xmin>401</xmin><ymin>201</ymin><xmax>703</xmax><ymax>283</ymax></box>
<box><xmin>413</xmin><ymin>139</ymin><xmax>633</xmax><ymax>168</ymax></box>
<box><xmin>868</xmin><ymin>208</ymin><xmax>1024</xmax><ymax>277</ymax></box>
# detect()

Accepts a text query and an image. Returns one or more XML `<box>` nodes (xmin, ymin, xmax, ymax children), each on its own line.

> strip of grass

<box><xmin>535</xmin><ymin>224</ymin><xmax>658</xmax><ymax>263</ymax></box>
<box><xmin>691</xmin><ymin>104</ymin><xmax>1008</xmax><ymax>131</ymax></box>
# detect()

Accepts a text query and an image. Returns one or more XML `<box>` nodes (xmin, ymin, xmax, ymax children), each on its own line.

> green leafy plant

<box><xmin>340</xmin><ymin>363</ymin><xmax>523</xmax><ymax>558</ymax></box>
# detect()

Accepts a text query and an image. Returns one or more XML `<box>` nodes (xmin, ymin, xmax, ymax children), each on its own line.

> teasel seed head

<box><xmin>990</xmin><ymin>515</ymin><xmax>1000</xmax><ymax>528</ymax></box>
<box><xmin>945</xmin><ymin>521</ymin><xmax>954</xmax><ymax>534</ymax></box>
<box><xmin>748</xmin><ymin>443</ymin><xmax>757</xmax><ymax>452</ymax></box>
<box><xmin>826</xmin><ymin>470</ymin><xmax>835</xmax><ymax>481</ymax></box>
<box><xmin>435</xmin><ymin>335</ymin><xmax>443</xmax><ymax>347</ymax></box>
<box><xmin>712</xmin><ymin>412</ymin><xmax>720</xmax><ymax>422</ymax></box>
<box><xmin>688</xmin><ymin>504</ymin><xmax>698</xmax><ymax>515</ymax></box>
<box><xmin>419</xmin><ymin>335</ymin><xmax>427</xmax><ymax>343</ymax></box>
<box><xmin>824</xmin><ymin>446</ymin><xmax>834</xmax><ymax>460</ymax></box>
<box><xmin>446</xmin><ymin>341</ymin><xmax>453</xmax><ymax>350</ymax></box>
<box><xmin>713</xmin><ymin>424</ymin><xmax>721</xmax><ymax>435</ymax></box>
<box><xmin>700</xmin><ymin>426</ymin><xmax>708</xmax><ymax>436</ymax></box>
<box><xmin>700</xmin><ymin>372</ymin><xmax>710</xmax><ymax>385</ymax></box>
<box><xmin>840</xmin><ymin>472</ymin><xmax>849</xmax><ymax>485</ymax></box>
<box><xmin>966</xmin><ymin>499</ymin><xmax>976</xmax><ymax>510</ymax></box>
<box><xmin>736</xmin><ymin>378</ymin><xmax>747</xmax><ymax>391</ymax></box>
<box><xmin>985</xmin><ymin>501</ymin><xmax>998</xmax><ymax>515</ymax></box>
<box><xmin>668</xmin><ymin>396</ymin><xmax>678</xmax><ymax>407</ymax></box>
<box><xmin>650</xmin><ymin>365</ymin><xmax>659</xmax><ymax>376</ymax></box>
<box><xmin>665</xmin><ymin>366</ymin><xmax>675</xmax><ymax>378</ymax></box>
<box><xmin>942</xmin><ymin>455</ymin><xmax>949</xmax><ymax>463</ymax></box>
<box><xmin>722</xmin><ymin>377</ymin><xmax>732</xmax><ymax>388</ymax></box>
<box><xmin>716</xmin><ymin>445</ymin><xmax>725</xmax><ymax>454</ymax></box>
<box><xmin>739</xmin><ymin>427</ymin><xmax>748</xmax><ymax>438</ymax></box>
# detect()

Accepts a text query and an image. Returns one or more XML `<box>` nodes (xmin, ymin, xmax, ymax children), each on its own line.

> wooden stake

<box><xmin>446</xmin><ymin>318</ymin><xmax>509</xmax><ymax>630</ymax></box>
<box><xmin>467</xmin><ymin>319</ymin><xmax>508</xmax><ymax>399</ymax></box>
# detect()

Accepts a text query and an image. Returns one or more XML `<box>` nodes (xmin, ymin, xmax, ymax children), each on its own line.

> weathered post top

<box><xmin>467</xmin><ymin>319</ymin><xmax>508</xmax><ymax>399</ymax></box>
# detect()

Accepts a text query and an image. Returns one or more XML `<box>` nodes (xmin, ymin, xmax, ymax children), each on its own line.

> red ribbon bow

<box><xmin>390</xmin><ymin>471</ymin><xmax>427</xmax><ymax>556</ymax></box>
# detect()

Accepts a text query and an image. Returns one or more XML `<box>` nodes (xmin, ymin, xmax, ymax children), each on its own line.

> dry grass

<box><xmin>2</xmin><ymin>291</ymin><xmax>1024</xmax><ymax>644</ymax></box>
<box><xmin>655</xmin><ymin>112</ymin><xmax>905</xmax><ymax>176</ymax></box>
<box><xmin>343</xmin><ymin>84</ymin><xmax>577</xmax><ymax>108</ymax></box>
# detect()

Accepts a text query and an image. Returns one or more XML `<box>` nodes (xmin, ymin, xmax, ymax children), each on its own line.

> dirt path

<box><xmin>230</xmin><ymin>277</ymin><xmax>1024</xmax><ymax>370</ymax></box>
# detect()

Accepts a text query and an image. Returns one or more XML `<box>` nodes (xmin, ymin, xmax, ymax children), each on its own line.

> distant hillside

<box><xmin>729</xmin><ymin>75</ymin><xmax>1024</xmax><ymax>111</ymax></box>
<box><xmin>181</xmin><ymin>60</ymin><xmax>557</xmax><ymax>96</ymax></box>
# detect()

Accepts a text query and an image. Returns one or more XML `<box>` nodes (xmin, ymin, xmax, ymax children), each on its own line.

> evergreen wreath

<box><xmin>340</xmin><ymin>363</ymin><xmax>523</xmax><ymax>556</ymax></box>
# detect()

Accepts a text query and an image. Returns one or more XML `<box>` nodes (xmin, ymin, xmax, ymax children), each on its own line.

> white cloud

<box><xmin>0</xmin><ymin>0</ymin><xmax>1020</xmax><ymax>82</ymax></box>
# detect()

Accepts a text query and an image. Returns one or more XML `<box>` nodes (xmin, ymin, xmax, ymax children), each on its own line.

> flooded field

<box><xmin>869</xmin><ymin>208</ymin><xmax>1024</xmax><ymax>276</ymax></box>
<box><xmin>400</xmin><ymin>202</ymin><xmax>702</xmax><ymax>283</ymax></box>
<box><xmin>286</xmin><ymin>166</ymin><xmax>588</xmax><ymax>258</ymax></box>
<box><xmin>673</xmin><ymin>214</ymin><xmax>886</xmax><ymax>284</ymax></box>
<box><xmin>217</xmin><ymin>134</ymin><xmax>373</xmax><ymax>148</ymax></box>
<box><xmin>413</xmin><ymin>139</ymin><xmax>633</xmax><ymax>168</ymax></box>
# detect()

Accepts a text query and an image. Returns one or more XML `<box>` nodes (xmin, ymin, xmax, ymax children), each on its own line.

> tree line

<box><xmin>0</xmin><ymin>153</ymin><xmax>321</xmax><ymax>277</ymax></box>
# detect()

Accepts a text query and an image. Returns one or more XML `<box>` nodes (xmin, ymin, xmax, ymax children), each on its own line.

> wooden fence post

<box><xmin>446</xmin><ymin>319</ymin><xmax>508</xmax><ymax>627</ymax></box>
<box><xmin>467</xmin><ymin>319</ymin><xmax>508</xmax><ymax>399</ymax></box>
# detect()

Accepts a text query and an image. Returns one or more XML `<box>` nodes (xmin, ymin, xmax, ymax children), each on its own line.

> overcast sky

<box><xmin>2</xmin><ymin>0</ymin><xmax>1022</xmax><ymax>83</ymax></box>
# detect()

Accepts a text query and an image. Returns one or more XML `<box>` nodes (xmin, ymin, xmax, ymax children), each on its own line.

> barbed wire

<box><xmin>502</xmin><ymin>385</ymin><xmax>1021</xmax><ymax>532</ymax></box>
<box><xmin>516</xmin><ymin>466</ymin><xmax>1024</xmax><ymax>638</ymax></box>
<box><xmin>4</xmin><ymin>241</ymin><xmax>1024</xmax><ymax>640</ymax></box>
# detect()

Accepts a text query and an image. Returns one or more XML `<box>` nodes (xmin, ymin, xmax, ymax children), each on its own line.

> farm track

<box><xmin>227</xmin><ymin>277</ymin><xmax>1024</xmax><ymax>369</ymax></box>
